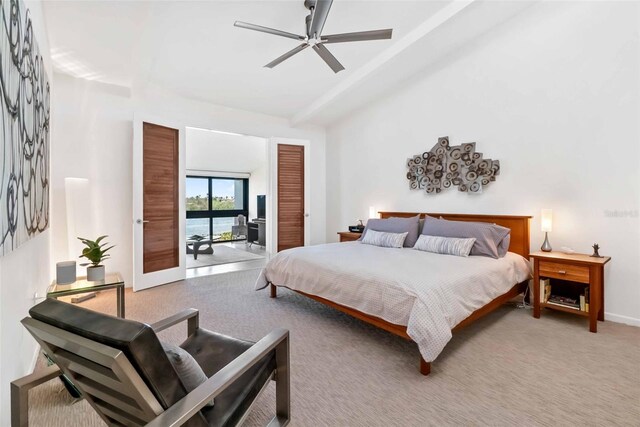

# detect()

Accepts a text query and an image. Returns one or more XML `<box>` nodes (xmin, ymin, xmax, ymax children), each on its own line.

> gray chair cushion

<box><xmin>180</xmin><ymin>328</ymin><xmax>276</xmax><ymax>427</ymax></box>
<box><xmin>360</xmin><ymin>215</ymin><xmax>421</xmax><ymax>247</ymax></box>
<box><xmin>162</xmin><ymin>342</ymin><xmax>214</xmax><ymax>407</ymax></box>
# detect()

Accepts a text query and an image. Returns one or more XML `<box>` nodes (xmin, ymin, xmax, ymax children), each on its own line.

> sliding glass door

<box><xmin>186</xmin><ymin>176</ymin><xmax>249</xmax><ymax>242</ymax></box>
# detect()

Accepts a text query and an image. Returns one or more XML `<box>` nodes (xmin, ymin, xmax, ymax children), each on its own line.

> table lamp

<box><xmin>369</xmin><ymin>206</ymin><xmax>377</xmax><ymax>219</ymax></box>
<box><xmin>540</xmin><ymin>209</ymin><xmax>553</xmax><ymax>252</ymax></box>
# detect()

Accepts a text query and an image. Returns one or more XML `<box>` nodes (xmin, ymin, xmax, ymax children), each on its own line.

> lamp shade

<box><xmin>369</xmin><ymin>206</ymin><xmax>377</xmax><ymax>219</ymax></box>
<box><xmin>541</xmin><ymin>209</ymin><xmax>553</xmax><ymax>232</ymax></box>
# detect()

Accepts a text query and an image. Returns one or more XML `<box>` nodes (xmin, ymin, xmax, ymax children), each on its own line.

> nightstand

<box><xmin>337</xmin><ymin>232</ymin><xmax>362</xmax><ymax>242</ymax></box>
<box><xmin>531</xmin><ymin>251</ymin><xmax>611</xmax><ymax>332</ymax></box>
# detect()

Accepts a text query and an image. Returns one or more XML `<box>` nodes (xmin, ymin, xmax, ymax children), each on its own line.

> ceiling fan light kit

<box><xmin>234</xmin><ymin>0</ymin><xmax>393</xmax><ymax>73</ymax></box>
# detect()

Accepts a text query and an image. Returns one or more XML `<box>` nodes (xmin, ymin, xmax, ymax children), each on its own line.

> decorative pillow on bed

<box><xmin>162</xmin><ymin>342</ymin><xmax>215</xmax><ymax>407</ymax></box>
<box><xmin>361</xmin><ymin>229</ymin><xmax>408</xmax><ymax>248</ymax></box>
<box><xmin>420</xmin><ymin>217</ymin><xmax>510</xmax><ymax>259</ymax></box>
<box><xmin>360</xmin><ymin>215</ymin><xmax>420</xmax><ymax>247</ymax></box>
<box><xmin>417</xmin><ymin>214</ymin><xmax>437</xmax><ymax>235</ymax></box>
<box><xmin>413</xmin><ymin>235</ymin><xmax>476</xmax><ymax>257</ymax></box>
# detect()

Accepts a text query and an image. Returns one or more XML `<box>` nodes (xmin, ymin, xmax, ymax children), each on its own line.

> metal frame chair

<box><xmin>14</xmin><ymin>308</ymin><xmax>290</xmax><ymax>427</ymax></box>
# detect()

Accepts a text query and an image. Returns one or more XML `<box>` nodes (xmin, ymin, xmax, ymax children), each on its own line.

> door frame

<box><xmin>132</xmin><ymin>114</ymin><xmax>186</xmax><ymax>291</ymax></box>
<box><xmin>267</xmin><ymin>138</ymin><xmax>311</xmax><ymax>254</ymax></box>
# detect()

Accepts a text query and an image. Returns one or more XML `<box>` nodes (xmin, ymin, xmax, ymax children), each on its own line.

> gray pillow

<box><xmin>420</xmin><ymin>217</ymin><xmax>510</xmax><ymax>258</ymax></box>
<box><xmin>417</xmin><ymin>214</ymin><xmax>435</xmax><ymax>235</ymax></box>
<box><xmin>162</xmin><ymin>342</ymin><xmax>215</xmax><ymax>407</ymax></box>
<box><xmin>360</xmin><ymin>215</ymin><xmax>421</xmax><ymax>247</ymax></box>
<box><xmin>413</xmin><ymin>235</ymin><xmax>476</xmax><ymax>257</ymax></box>
<box><xmin>361</xmin><ymin>230</ymin><xmax>408</xmax><ymax>248</ymax></box>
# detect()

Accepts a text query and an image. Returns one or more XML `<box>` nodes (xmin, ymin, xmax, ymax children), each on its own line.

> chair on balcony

<box><xmin>14</xmin><ymin>298</ymin><xmax>290</xmax><ymax>427</ymax></box>
<box><xmin>231</xmin><ymin>214</ymin><xmax>247</xmax><ymax>240</ymax></box>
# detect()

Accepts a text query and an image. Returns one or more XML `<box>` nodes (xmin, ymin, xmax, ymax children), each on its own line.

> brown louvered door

<box><xmin>277</xmin><ymin>144</ymin><xmax>305</xmax><ymax>252</ymax></box>
<box><xmin>142</xmin><ymin>122</ymin><xmax>179</xmax><ymax>273</ymax></box>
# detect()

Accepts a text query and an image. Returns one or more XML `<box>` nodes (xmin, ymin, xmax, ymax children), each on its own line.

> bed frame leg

<box><xmin>420</xmin><ymin>357</ymin><xmax>431</xmax><ymax>376</ymax></box>
<box><xmin>270</xmin><ymin>283</ymin><xmax>277</xmax><ymax>298</ymax></box>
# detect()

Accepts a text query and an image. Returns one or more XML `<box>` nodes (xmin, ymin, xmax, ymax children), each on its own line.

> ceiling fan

<box><xmin>234</xmin><ymin>0</ymin><xmax>393</xmax><ymax>73</ymax></box>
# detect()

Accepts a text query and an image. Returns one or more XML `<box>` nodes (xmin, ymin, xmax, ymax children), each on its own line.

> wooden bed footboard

<box><xmin>268</xmin><ymin>280</ymin><xmax>528</xmax><ymax>376</ymax></box>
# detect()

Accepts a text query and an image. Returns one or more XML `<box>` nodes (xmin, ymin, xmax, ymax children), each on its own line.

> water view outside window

<box><xmin>186</xmin><ymin>177</ymin><xmax>248</xmax><ymax>241</ymax></box>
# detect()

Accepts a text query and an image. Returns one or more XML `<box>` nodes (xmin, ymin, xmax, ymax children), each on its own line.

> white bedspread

<box><xmin>256</xmin><ymin>242</ymin><xmax>531</xmax><ymax>362</ymax></box>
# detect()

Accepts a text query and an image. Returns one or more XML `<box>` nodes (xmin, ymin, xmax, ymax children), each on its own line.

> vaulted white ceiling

<box><xmin>44</xmin><ymin>1</ymin><xmax>446</xmax><ymax>115</ymax></box>
<box><xmin>43</xmin><ymin>1</ymin><xmax>535</xmax><ymax>125</ymax></box>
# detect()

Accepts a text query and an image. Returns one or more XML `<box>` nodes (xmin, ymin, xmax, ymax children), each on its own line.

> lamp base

<box><xmin>541</xmin><ymin>232</ymin><xmax>552</xmax><ymax>252</ymax></box>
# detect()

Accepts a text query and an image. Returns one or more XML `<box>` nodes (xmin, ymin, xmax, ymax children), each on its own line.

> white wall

<box><xmin>185</xmin><ymin>128</ymin><xmax>268</xmax><ymax>220</ymax></box>
<box><xmin>51</xmin><ymin>76</ymin><xmax>326</xmax><ymax>287</ymax></box>
<box><xmin>0</xmin><ymin>1</ymin><xmax>52</xmax><ymax>424</ymax></box>
<box><xmin>326</xmin><ymin>1</ymin><xmax>640</xmax><ymax>325</ymax></box>
<box><xmin>185</xmin><ymin>128</ymin><xmax>267</xmax><ymax>176</ymax></box>
<box><xmin>249</xmin><ymin>163</ymin><xmax>267</xmax><ymax>220</ymax></box>
<box><xmin>50</xmin><ymin>75</ymin><xmax>134</xmax><ymax>285</ymax></box>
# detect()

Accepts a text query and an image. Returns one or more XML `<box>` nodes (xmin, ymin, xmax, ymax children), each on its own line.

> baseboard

<box><xmin>605</xmin><ymin>312</ymin><xmax>640</xmax><ymax>327</ymax></box>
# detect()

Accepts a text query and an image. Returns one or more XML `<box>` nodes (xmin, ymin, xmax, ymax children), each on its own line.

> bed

<box><xmin>256</xmin><ymin>212</ymin><xmax>532</xmax><ymax>375</ymax></box>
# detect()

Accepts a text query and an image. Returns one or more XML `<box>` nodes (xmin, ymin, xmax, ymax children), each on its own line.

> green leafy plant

<box><xmin>78</xmin><ymin>235</ymin><xmax>115</xmax><ymax>267</ymax></box>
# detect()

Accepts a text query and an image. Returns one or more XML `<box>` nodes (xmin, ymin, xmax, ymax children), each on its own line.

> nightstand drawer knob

<box><xmin>558</xmin><ymin>270</ymin><xmax>567</xmax><ymax>274</ymax></box>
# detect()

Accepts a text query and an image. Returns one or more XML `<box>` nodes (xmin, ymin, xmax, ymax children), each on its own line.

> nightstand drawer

<box><xmin>337</xmin><ymin>232</ymin><xmax>362</xmax><ymax>242</ymax></box>
<box><xmin>539</xmin><ymin>260</ymin><xmax>589</xmax><ymax>283</ymax></box>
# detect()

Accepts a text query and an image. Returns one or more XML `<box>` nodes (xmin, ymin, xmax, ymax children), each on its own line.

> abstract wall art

<box><xmin>0</xmin><ymin>0</ymin><xmax>50</xmax><ymax>255</ymax></box>
<box><xmin>406</xmin><ymin>136</ymin><xmax>499</xmax><ymax>195</ymax></box>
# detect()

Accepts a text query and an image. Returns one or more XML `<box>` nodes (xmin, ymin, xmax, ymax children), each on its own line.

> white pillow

<box><xmin>413</xmin><ymin>235</ymin><xmax>476</xmax><ymax>257</ymax></box>
<box><xmin>361</xmin><ymin>229</ymin><xmax>408</xmax><ymax>248</ymax></box>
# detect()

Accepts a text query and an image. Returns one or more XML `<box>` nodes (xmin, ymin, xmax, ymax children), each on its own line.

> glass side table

<box><xmin>47</xmin><ymin>272</ymin><xmax>125</xmax><ymax>318</ymax></box>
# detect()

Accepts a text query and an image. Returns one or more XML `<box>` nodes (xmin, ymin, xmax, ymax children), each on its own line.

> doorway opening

<box><xmin>185</xmin><ymin>127</ymin><xmax>268</xmax><ymax>275</ymax></box>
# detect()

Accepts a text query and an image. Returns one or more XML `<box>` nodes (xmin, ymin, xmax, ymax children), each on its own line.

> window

<box><xmin>186</xmin><ymin>176</ymin><xmax>248</xmax><ymax>242</ymax></box>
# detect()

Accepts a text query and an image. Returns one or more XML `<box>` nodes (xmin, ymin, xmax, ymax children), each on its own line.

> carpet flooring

<box><xmin>27</xmin><ymin>269</ymin><xmax>640</xmax><ymax>426</ymax></box>
<box><xmin>186</xmin><ymin>244</ymin><xmax>265</xmax><ymax>269</ymax></box>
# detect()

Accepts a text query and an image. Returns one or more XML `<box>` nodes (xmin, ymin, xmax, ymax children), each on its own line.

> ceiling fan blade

<box><xmin>308</xmin><ymin>0</ymin><xmax>333</xmax><ymax>38</ymax></box>
<box><xmin>234</xmin><ymin>21</ymin><xmax>305</xmax><ymax>41</ymax></box>
<box><xmin>322</xmin><ymin>29</ymin><xmax>393</xmax><ymax>44</ymax></box>
<box><xmin>312</xmin><ymin>44</ymin><xmax>344</xmax><ymax>73</ymax></box>
<box><xmin>265</xmin><ymin>44</ymin><xmax>309</xmax><ymax>68</ymax></box>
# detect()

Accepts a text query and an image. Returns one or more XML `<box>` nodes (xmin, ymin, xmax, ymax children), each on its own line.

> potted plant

<box><xmin>78</xmin><ymin>235</ymin><xmax>114</xmax><ymax>281</ymax></box>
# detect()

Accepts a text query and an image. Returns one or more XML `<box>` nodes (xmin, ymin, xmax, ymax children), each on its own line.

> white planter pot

<box><xmin>87</xmin><ymin>265</ymin><xmax>105</xmax><ymax>281</ymax></box>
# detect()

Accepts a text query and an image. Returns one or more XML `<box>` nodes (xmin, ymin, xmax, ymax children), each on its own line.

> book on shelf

<box><xmin>584</xmin><ymin>287</ymin><xmax>589</xmax><ymax>313</ymax></box>
<box><xmin>541</xmin><ymin>279</ymin><xmax>552</xmax><ymax>303</ymax></box>
<box><xmin>539</xmin><ymin>279</ymin><xmax>550</xmax><ymax>302</ymax></box>
<box><xmin>546</xmin><ymin>300</ymin><xmax>581</xmax><ymax>311</ymax></box>
<box><xmin>547</xmin><ymin>295</ymin><xmax>580</xmax><ymax>310</ymax></box>
<box><xmin>539</xmin><ymin>278</ymin><xmax>550</xmax><ymax>302</ymax></box>
<box><xmin>580</xmin><ymin>294</ymin><xmax>586</xmax><ymax>311</ymax></box>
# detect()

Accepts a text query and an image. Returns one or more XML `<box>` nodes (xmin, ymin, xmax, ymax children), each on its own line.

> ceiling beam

<box><xmin>290</xmin><ymin>0</ymin><xmax>476</xmax><ymax>126</ymax></box>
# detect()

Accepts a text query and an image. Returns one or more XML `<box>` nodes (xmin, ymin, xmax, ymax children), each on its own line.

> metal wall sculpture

<box><xmin>406</xmin><ymin>136</ymin><xmax>499</xmax><ymax>194</ymax></box>
<box><xmin>0</xmin><ymin>0</ymin><xmax>50</xmax><ymax>255</ymax></box>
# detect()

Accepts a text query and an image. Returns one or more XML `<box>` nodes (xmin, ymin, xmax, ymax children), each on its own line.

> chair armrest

<box><xmin>150</xmin><ymin>309</ymin><xmax>199</xmax><ymax>336</ymax></box>
<box><xmin>11</xmin><ymin>364</ymin><xmax>62</xmax><ymax>427</ymax></box>
<box><xmin>146</xmin><ymin>328</ymin><xmax>289</xmax><ymax>427</ymax></box>
<box><xmin>11</xmin><ymin>363</ymin><xmax>61</xmax><ymax>389</ymax></box>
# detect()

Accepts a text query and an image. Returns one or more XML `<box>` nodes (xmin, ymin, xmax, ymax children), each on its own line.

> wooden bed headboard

<box><xmin>379</xmin><ymin>212</ymin><xmax>532</xmax><ymax>258</ymax></box>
